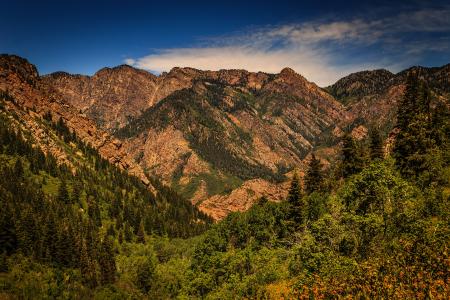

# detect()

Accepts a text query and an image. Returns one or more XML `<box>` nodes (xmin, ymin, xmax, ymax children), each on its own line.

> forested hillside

<box><xmin>1</xmin><ymin>66</ymin><xmax>448</xmax><ymax>298</ymax></box>
<box><xmin>0</xmin><ymin>94</ymin><xmax>211</xmax><ymax>298</ymax></box>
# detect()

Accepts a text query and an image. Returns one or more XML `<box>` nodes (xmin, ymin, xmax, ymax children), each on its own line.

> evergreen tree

<box><xmin>287</xmin><ymin>172</ymin><xmax>304</xmax><ymax>225</ymax></box>
<box><xmin>118</xmin><ymin>231</ymin><xmax>123</xmax><ymax>244</ymax></box>
<box><xmin>55</xmin><ymin>226</ymin><xmax>74</xmax><ymax>267</ymax></box>
<box><xmin>57</xmin><ymin>180</ymin><xmax>70</xmax><ymax>204</ymax></box>
<box><xmin>136</xmin><ymin>221</ymin><xmax>146</xmax><ymax>244</ymax></box>
<box><xmin>87</xmin><ymin>196</ymin><xmax>102</xmax><ymax>227</ymax></box>
<box><xmin>369</xmin><ymin>127</ymin><xmax>384</xmax><ymax>160</ymax></box>
<box><xmin>71</xmin><ymin>180</ymin><xmax>82</xmax><ymax>203</ymax></box>
<box><xmin>115</xmin><ymin>214</ymin><xmax>123</xmax><ymax>231</ymax></box>
<box><xmin>393</xmin><ymin>73</ymin><xmax>434</xmax><ymax>179</ymax></box>
<box><xmin>80</xmin><ymin>241</ymin><xmax>98</xmax><ymax>288</ymax></box>
<box><xmin>0</xmin><ymin>202</ymin><xmax>17</xmax><ymax>255</ymax></box>
<box><xmin>43</xmin><ymin>214</ymin><xmax>57</xmax><ymax>263</ymax></box>
<box><xmin>107</xmin><ymin>224</ymin><xmax>116</xmax><ymax>237</ymax></box>
<box><xmin>430</xmin><ymin>101</ymin><xmax>450</xmax><ymax>149</ymax></box>
<box><xmin>304</xmin><ymin>154</ymin><xmax>323</xmax><ymax>194</ymax></box>
<box><xmin>136</xmin><ymin>256</ymin><xmax>155</xmax><ymax>293</ymax></box>
<box><xmin>13</xmin><ymin>158</ymin><xmax>24</xmax><ymax>179</ymax></box>
<box><xmin>124</xmin><ymin>222</ymin><xmax>133</xmax><ymax>242</ymax></box>
<box><xmin>341</xmin><ymin>134</ymin><xmax>364</xmax><ymax>178</ymax></box>
<box><xmin>98</xmin><ymin>237</ymin><xmax>116</xmax><ymax>285</ymax></box>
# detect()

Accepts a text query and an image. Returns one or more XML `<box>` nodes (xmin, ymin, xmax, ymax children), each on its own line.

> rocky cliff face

<box><xmin>110</xmin><ymin>67</ymin><xmax>352</xmax><ymax>218</ymax></box>
<box><xmin>43</xmin><ymin>63</ymin><xmax>352</xmax><ymax>219</ymax></box>
<box><xmin>0</xmin><ymin>54</ymin><xmax>152</xmax><ymax>188</ymax></box>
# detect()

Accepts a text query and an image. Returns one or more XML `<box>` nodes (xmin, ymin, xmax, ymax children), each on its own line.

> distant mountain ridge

<box><xmin>2</xmin><ymin>53</ymin><xmax>449</xmax><ymax>219</ymax></box>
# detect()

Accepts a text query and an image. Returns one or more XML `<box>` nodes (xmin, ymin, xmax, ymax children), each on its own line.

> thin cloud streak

<box><xmin>126</xmin><ymin>8</ymin><xmax>450</xmax><ymax>86</ymax></box>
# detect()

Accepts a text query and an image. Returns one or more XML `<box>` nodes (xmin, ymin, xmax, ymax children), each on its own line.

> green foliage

<box><xmin>341</xmin><ymin>161</ymin><xmax>415</xmax><ymax>216</ymax></box>
<box><xmin>173</xmin><ymin>170</ymin><xmax>243</xmax><ymax>199</ymax></box>
<box><xmin>341</xmin><ymin>134</ymin><xmax>365</xmax><ymax>178</ymax></box>
<box><xmin>0</xmin><ymin>109</ymin><xmax>211</xmax><ymax>297</ymax></box>
<box><xmin>304</xmin><ymin>154</ymin><xmax>324</xmax><ymax>194</ymax></box>
<box><xmin>1</xmin><ymin>75</ymin><xmax>448</xmax><ymax>298</ymax></box>
<box><xmin>286</xmin><ymin>173</ymin><xmax>305</xmax><ymax>226</ymax></box>
<box><xmin>394</xmin><ymin>74</ymin><xmax>435</xmax><ymax>181</ymax></box>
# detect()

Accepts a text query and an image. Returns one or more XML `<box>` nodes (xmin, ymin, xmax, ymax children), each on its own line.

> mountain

<box><xmin>3</xmin><ymin>54</ymin><xmax>450</xmax><ymax>219</ymax></box>
<box><xmin>45</xmin><ymin>64</ymin><xmax>350</xmax><ymax>219</ymax></box>
<box><xmin>2</xmin><ymin>54</ymin><xmax>448</xmax><ymax>299</ymax></box>
<box><xmin>0</xmin><ymin>55</ymin><xmax>152</xmax><ymax>186</ymax></box>
<box><xmin>327</xmin><ymin>64</ymin><xmax>450</xmax><ymax>135</ymax></box>
<box><xmin>0</xmin><ymin>54</ymin><xmax>211</xmax><ymax>234</ymax></box>
<box><xmin>41</xmin><ymin>65</ymin><xmax>200</xmax><ymax>131</ymax></box>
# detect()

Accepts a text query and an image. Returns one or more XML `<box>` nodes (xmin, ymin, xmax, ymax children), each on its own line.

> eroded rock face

<box><xmin>199</xmin><ymin>178</ymin><xmax>290</xmax><ymax>220</ymax></box>
<box><xmin>108</xmin><ymin>68</ymin><xmax>354</xmax><ymax>219</ymax></box>
<box><xmin>0</xmin><ymin>54</ymin><xmax>151</xmax><ymax>188</ymax></box>
<box><xmin>4</xmin><ymin>54</ymin><xmax>449</xmax><ymax>220</ymax></box>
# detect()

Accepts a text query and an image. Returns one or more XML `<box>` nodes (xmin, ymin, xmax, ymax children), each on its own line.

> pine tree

<box><xmin>0</xmin><ymin>202</ymin><xmax>17</xmax><ymax>255</ymax></box>
<box><xmin>430</xmin><ymin>101</ymin><xmax>450</xmax><ymax>149</ymax></box>
<box><xmin>287</xmin><ymin>172</ymin><xmax>304</xmax><ymax>225</ymax></box>
<box><xmin>136</xmin><ymin>256</ymin><xmax>155</xmax><ymax>293</ymax></box>
<box><xmin>55</xmin><ymin>226</ymin><xmax>74</xmax><ymax>267</ymax></box>
<box><xmin>71</xmin><ymin>180</ymin><xmax>82</xmax><ymax>203</ymax></box>
<box><xmin>13</xmin><ymin>158</ymin><xmax>24</xmax><ymax>179</ymax></box>
<box><xmin>57</xmin><ymin>180</ymin><xmax>70</xmax><ymax>204</ymax></box>
<box><xmin>98</xmin><ymin>237</ymin><xmax>116</xmax><ymax>285</ymax></box>
<box><xmin>136</xmin><ymin>221</ymin><xmax>146</xmax><ymax>244</ymax></box>
<box><xmin>341</xmin><ymin>134</ymin><xmax>364</xmax><ymax>178</ymax></box>
<box><xmin>43</xmin><ymin>214</ymin><xmax>58</xmax><ymax>263</ymax></box>
<box><xmin>393</xmin><ymin>72</ymin><xmax>434</xmax><ymax>179</ymax></box>
<box><xmin>115</xmin><ymin>214</ymin><xmax>123</xmax><ymax>231</ymax></box>
<box><xmin>80</xmin><ymin>241</ymin><xmax>98</xmax><ymax>288</ymax></box>
<box><xmin>118</xmin><ymin>230</ymin><xmax>123</xmax><ymax>244</ymax></box>
<box><xmin>304</xmin><ymin>154</ymin><xmax>323</xmax><ymax>194</ymax></box>
<box><xmin>87</xmin><ymin>196</ymin><xmax>102</xmax><ymax>227</ymax></box>
<box><xmin>369</xmin><ymin>127</ymin><xmax>384</xmax><ymax>160</ymax></box>
<box><xmin>107</xmin><ymin>224</ymin><xmax>116</xmax><ymax>237</ymax></box>
<box><xmin>124</xmin><ymin>222</ymin><xmax>133</xmax><ymax>242</ymax></box>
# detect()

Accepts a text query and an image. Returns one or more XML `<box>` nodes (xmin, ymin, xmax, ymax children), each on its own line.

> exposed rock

<box><xmin>0</xmin><ymin>55</ymin><xmax>152</xmax><ymax>189</ymax></box>
<box><xmin>4</xmin><ymin>54</ymin><xmax>449</xmax><ymax>219</ymax></box>
<box><xmin>199</xmin><ymin>178</ymin><xmax>290</xmax><ymax>220</ymax></box>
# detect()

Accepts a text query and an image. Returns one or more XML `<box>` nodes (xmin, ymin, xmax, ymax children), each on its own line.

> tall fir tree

<box><xmin>136</xmin><ymin>221</ymin><xmax>146</xmax><ymax>244</ymax></box>
<box><xmin>71</xmin><ymin>180</ymin><xmax>82</xmax><ymax>203</ymax></box>
<box><xmin>393</xmin><ymin>72</ymin><xmax>434</xmax><ymax>179</ymax></box>
<box><xmin>57</xmin><ymin>180</ymin><xmax>70</xmax><ymax>204</ymax></box>
<box><xmin>98</xmin><ymin>237</ymin><xmax>116</xmax><ymax>285</ymax></box>
<box><xmin>124</xmin><ymin>222</ymin><xmax>133</xmax><ymax>242</ymax></box>
<box><xmin>287</xmin><ymin>172</ymin><xmax>304</xmax><ymax>225</ymax></box>
<box><xmin>341</xmin><ymin>134</ymin><xmax>364</xmax><ymax>178</ymax></box>
<box><xmin>13</xmin><ymin>158</ymin><xmax>24</xmax><ymax>179</ymax></box>
<box><xmin>304</xmin><ymin>154</ymin><xmax>323</xmax><ymax>194</ymax></box>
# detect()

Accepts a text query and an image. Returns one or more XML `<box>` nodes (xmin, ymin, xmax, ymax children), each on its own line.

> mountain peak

<box><xmin>0</xmin><ymin>54</ymin><xmax>39</xmax><ymax>82</ymax></box>
<box><xmin>279</xmin><ymin>67</ymin><xmax>297</xmax><ymax>76</ymax></box>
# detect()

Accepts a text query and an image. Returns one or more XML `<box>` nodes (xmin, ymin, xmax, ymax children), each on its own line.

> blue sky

<box><xmin>2</xmin><ymin>0</ymin><xmax>449</xmax><ymax>86</ymax></box>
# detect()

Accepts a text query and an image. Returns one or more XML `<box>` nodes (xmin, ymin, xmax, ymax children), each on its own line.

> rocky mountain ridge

<box><xmin>0</xmin><ymin>54</ymin><xmax>152</xmax><ymax>188</ymax></box>
<box><xmin>2</xmin><ymin>54</ymin><xmax>449</xmax><ymax>219</ymax></box>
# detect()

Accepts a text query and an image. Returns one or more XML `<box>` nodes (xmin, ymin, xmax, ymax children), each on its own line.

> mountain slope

<box><xmin>6</xmin><ymin>54</ymin><xmax>450</xmax><ymax>219</ymax></box>
<box><xmin>0</xmin><ymin>55</ymin><xmax>151</xmax><ymax>186</ymax></box>
<box><xmin>0</xmin><ymin>55</ymin><xmax>211</xmax><ymax>235</ymax></box>
<box><xmin>112</xmin><ymin>69</ymin><xmax>349</xmax><ymax>218</ymax></box>
<box><xmin>43</xmin><ymin>63</ymin><xmax>350</xmax><ymax>219</ymax></box>
<box><xmin>327</xmin><ymin>64</ymin><xmax>450</xmax><ymax>134</ymax></box>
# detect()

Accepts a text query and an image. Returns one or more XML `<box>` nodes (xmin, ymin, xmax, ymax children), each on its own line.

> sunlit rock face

<box><xmin>4</xmin><ymin>54</ymin><xmax>449</xmax><ymax>219</ymax></box>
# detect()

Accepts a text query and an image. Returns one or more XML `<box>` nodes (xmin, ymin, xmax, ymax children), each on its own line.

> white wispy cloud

<box><xmin>125</xmin><ymin>8</ymin><xmax>450</xmax><ymax>86</ymax></box>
